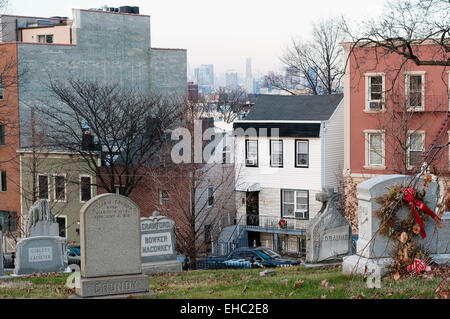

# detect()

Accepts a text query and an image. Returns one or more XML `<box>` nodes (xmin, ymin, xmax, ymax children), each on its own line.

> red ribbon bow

<box><xmin>403</xmin><ymin>187</ymin><xmax>441</xmax><ymax>238</ymax></box>
<box><xmin>407</xmin><ymin>258</ymin><xmax>430</xmax><ymax>273</ymax></box>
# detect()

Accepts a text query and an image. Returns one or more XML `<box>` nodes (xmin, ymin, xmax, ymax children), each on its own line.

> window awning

<box><xmin>235</xmin><ymin>182</ymin><xmax>261</xmax><ymax>192</ymax></box>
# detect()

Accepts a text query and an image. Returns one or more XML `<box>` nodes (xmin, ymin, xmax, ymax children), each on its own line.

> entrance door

<box><xmin>246</xmin><ymin>192</ymin><xmax>259</xmax><ymax>226</ymax></box>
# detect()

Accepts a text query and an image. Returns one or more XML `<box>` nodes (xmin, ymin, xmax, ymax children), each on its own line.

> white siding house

<box><xmin>231</xmin><ymin>94</ymin><xmax>344</xmax><ymax>256</ymax></box>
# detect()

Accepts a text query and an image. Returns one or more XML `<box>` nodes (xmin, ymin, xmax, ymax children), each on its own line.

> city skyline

<box><xmin>7</xmin><ymin>0</ymin><xmax>385</xmax><ymax>77</ymax></box>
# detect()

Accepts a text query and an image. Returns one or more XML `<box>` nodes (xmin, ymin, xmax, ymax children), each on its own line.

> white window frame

<box><xmin>270</xmin><ymin>139</ymin><xmax>283</xmax><ymax>167</ymax></box>
<box><xmin>405</xmin><ymin>71</ymin><xmax>426</xmax><ymax>111</ymax></box>
<box><xmin>53</xmin><ymin>174</ymin><xmax>66</xmax><ymax>203</ymax></box>
<box><xmin>295</xmin><ymin>140</ymin><xmax>309</xmax><ymax>168</ymax></box>
<box><xmin>38</xmin><ymin>174</ymin><xmax>50</xmax><ymax>200</ymax></box>
<box><xmin>364</xmin><ymin>130</ymin><xmax>386</xmax><ymax>170</ymax></box>
<box><xmin>79</xmin><ymin>175</ymin><xmax>92</xmax><ymax>203</ymax></box>
<box><xmin>245</xmin><ymin>140</ymin><xmax>258</xmax><ymax>167</ymax></box>
<box><xmin>281</xmin><ymin>189</ymin><xmax>309</xmax><ymax>220</ymax></box>
<box><xmin>364</xmin><ymin>73</ymin><xmax>385</xmax><ymax>112</ymax></box>
<box><xmin>407</xmin><ymin>130</ymin><xmax>425</xmax><ymax>170</ymax></box>
<box><xmin>207</xmin><ymin>186</ymin><xmax>214</xmax><ymax>208</ymax></box>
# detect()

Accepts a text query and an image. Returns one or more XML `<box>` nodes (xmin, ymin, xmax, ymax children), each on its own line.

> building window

<box><xmin>115</xmin><ymin>185</ymin><xmax>126</xmax><ymax>195</ymax></box>
<box><xmin>0</xmin><ymin>77</ymin><xmax>4</xmax><ymax>100</ymax></box>
<box><xmin>0</xmin><ymin>211</ymin><xmax>17</xmax><ymax>232</ymax></box>
<box><xmin>0</xmin><ymin>171</ymin><xmax>6</xmax><ymax>192</ymax></box>
<box><xmin>270</xmin><ymin>140</ymin><xmax>283</xmax><ymax>167</ymax></box>
<box><xmin>56</xmin><ymin>216</ymin><xmax>66</xmax><ymax>238</ymax></box>
<box><xmin>245</xmin><ymin>140</ymin><xmax>258</xmax><ymax>167</ymax></box>
<box><xmin>54</xmin><ymin>175</ymin><xmax>66</xmax><ymax>202</ymax></box>
<box><xmin>207</xmin><ymin>186</ymin><xmax>214</xmax><ymax>207</ymax></box>
<box><xmin>0</xmin><ymin>125</ymin><xmax>5</xmax><ymax>145</ymax></box>
<box><xmin>80</xmin><ymin>176</ymin><xmax>92</xmax><ymax>202</ymax></box>
<box><xmin>38</xmin><ymin>175</ymin><xmax>49</xmax><ymax>199</ymax></box>
<box><xmin>405</xmin><ymin>72</ymin><xmax>425</xmax><ymax>110</ymax></box>
<box><xmin>368</xmin><ymin>133</ymin><xmax>383</xmax><ymax>166</ymax></box>
<box><xmin>295</xmin><ymin>140</ymin><xmax>309</xmax><ymax>167</ymax></box>
<box><xmin>38</xmin><ymin>34</ymin><xmax>53</xmax><ymax>44</ymax></box>
<box><xmin>365</xmin><ymin>74</ymin><xmax>385</xmax><ymax>111</ymax></box>
<box><xmin>281</xmin><ymin>189</ymin><xmax>309</xmax><ymax>219</ymax></box>
<box><xmin>159</xmin><ymin>189</ymin><xmax>169</xmax><ymax>206</ymax></box>
<box><xmin>408</xmin><ymin>132</ymin><xmax>425</xmax><ymax>168</ymax></box>
<box><xmin>222</xmin><ymin>146</ymin><xmax>230</xmax><ymax>164</ymax></box>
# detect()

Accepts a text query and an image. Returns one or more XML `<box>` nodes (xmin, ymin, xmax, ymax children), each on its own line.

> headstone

<box><xmin>14</xmin><ymin>200</ymin><xmax>67</xmax><ymax>275</ymax></box>
<box><xmin>27</xmin><ymin>200</ymin><xmax>59</xmax><ymax>237</ymax></box>
<box><xmin>140</xmin><ymin>211</ymin><xmax>182</xmax><ymax>274</ymax></box>
<box><xmin>75</xmin><ymin>193</ymin><xmax>150</xmax><ymax>298</ymax></box>
<box><xmin>14</xmin><ymin>236</ymin><xmax>67</xmax><ymax>275</ymax></box>
<box><xmin>305</xmin><ymin>187</ymin><xmax>352</xmax><ymax>264</ymax></box>
<box><xmin>342</xmin><ymin>174</ymin><xmax>447</xmax><ymax>276</ymax></box>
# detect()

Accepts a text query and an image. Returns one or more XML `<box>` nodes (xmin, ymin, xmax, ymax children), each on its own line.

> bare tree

<box><xmin>213</xmin><ymin>87</ymin><xmax>248</xmax><ymax>123</ymax></box>
<box><xmin>37</xmin><ymin>79</ymin><xmax>183</xmax><ymax>196</ymax></box>
<box><xmin>144</xmin><ymin>101</ymin><xmax>238</xmax><ymax>269</ymax></box>
<box><xmin>341</xmin><ymin>0</ymin><xmax>449</xmax><ymax>67</ymax></box>
<box><xmin>268</xmin><ymin>18</ymin><xmax>344</xmax><ymax>95</ymax></box>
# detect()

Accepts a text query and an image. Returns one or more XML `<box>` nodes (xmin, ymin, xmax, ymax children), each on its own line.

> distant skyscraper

<box><xmin>225</xmin><ymin>71</ymin><xmax>239</xmax><ymax>89</ymax></box>
<box><xmin>245</xmin><ymin>58</ymin><xmax>254</xmax><ymax>94</ymax></box>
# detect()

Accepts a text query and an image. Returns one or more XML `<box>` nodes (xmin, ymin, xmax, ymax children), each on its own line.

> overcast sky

<box><xmin>7</xmin><ymin>0</ymin><xmax>385</xmax><ymax>76</ymax></box>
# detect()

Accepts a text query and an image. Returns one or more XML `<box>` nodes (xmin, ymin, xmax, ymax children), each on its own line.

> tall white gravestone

<box><xmin>342</xmin><ymin>175</ymin><xmax>447</xmax><ymax>276</ymax></box>
<box><xmin>75</xmin><ymin>193</ymin><xmax>150</xmax><ymax>298</ymax></box>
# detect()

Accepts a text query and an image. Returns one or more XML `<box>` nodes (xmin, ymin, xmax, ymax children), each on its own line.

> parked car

<box><xmin>67</xmin><ymin>245</ymin><xmax>81</xmax><ymax>266</ymax></box>
<box><xmin>176</xmin><ymin>252</ymin><xmax>189</xmax><ymax>270</ymax></box>
<box><xmin>198</xmin><ymin>247</ymin><xmax>301</xmax><ymax>269</ymax></box>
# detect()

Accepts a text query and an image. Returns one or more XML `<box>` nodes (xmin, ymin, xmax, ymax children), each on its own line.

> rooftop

<box><xmin>242</xmin><ymin>94</ymin><xmax>343</xmax><ymax>122</ymax></box>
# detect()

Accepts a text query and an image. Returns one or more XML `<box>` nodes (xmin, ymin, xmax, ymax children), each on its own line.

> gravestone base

<box><xmin>75</xmin><ymin>274</ymin><xmax>149</xmax><ymax>298</ymax></box>
<box><xmin>142</xmin><ymin>259</ymin><xmax>182</xmax><ymax>274</ymax></box>
<box><xmin>430</xmin><ymin>254</ymin><xmax>449</xmax><ymax>265</ymax></box>
<box><xmin>342</xmin><ymin>255</ymin><xmax>393</xmax><ymax>276</ymax></box>
<box><xmin>301</xmin><ymin>260</ymin><xmax>343</xmax><ymax>269</ymax></box>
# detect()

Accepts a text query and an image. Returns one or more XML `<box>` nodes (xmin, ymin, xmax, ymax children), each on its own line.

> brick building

<box><xmin>342</xmin><ymin>41</ymin><xmax>450</xmax><ymax>233</ymax></box>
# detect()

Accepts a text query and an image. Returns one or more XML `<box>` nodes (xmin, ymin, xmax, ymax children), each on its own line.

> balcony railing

<box><xmin>390</xmin><ymin>94</ymin><xmax>450</xmax><ymax>113</ymax></box>
<box><xmin>241</xmin><ymin>214</ymin><xmax>308</xmax><ymax>232</ymax></box>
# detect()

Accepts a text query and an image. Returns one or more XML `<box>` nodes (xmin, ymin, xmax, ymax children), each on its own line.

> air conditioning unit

<box><xmin>295</xmin><ymin>211</ymin><xmax>306</xmax><ymax>219</ymax></box>
<box><xmin>246</xmin><ymin>159</ymin><xmax>257</xmax><ymax>166</ymax></box>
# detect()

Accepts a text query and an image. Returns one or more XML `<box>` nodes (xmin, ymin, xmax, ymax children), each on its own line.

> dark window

<box><xmin>207</xmin><ymin>186</ymin><xmax>214</xmax><ymax>207</ymax></box>
<box><xmin>295</xmin><ymin>140</ymin><xmax>309</xmax><ymax>167</ymax></box>
<box><xmin>80</xmin><ymin>176</ymin><xmax>91</xmax><ymax>202</ymax></box>
<box><xmin>368</xmin><ymin>76</ymin><xmax>383</xmax><ymax>109</ymax></box>
<box><xmin>115</xmin><ymin>185</ymin><xmax>126</xmax><ymax>195</ymax></box>
<box><xmin>159</xmin><ymin>189</ymin><xmax>169</xmax><ymax>206</ymax></box>
<box><xmin>38</xmin><ymin>175</ymin><xmax>49</xmax><ymax>199</ymax></box>
<box><xmin>0</xmin><ymin>211</ymin><xmax>17</xmax><ymax>232</ymax></box>
<box><xmin>54</xmin><ymin>175</ymin><xmax>65</xmax><ymax>201</ymax></box>
<box><xmin>270</xmin><ymin>140</ymin><xmax>283</xmax><ymax>167</ymax></box>
<box><xmin>0</xmin><ymin>77</ymin><xmax>4</xmax><ymax>100</ymax></box>
<box><xmin>245</xmin><ymin>140</ymin><xmax>258</xmax><ymax>167</ymax></box>
<box><xmin>0</xmin><ymin>125</ymin><xmax>5</xmax><ymax>145</ymax></box>
<box><xmin>56</xmin><ymin>217</ymin><xmax>66</xmax><ymax>237</ymax></box>
<box><xmin>408</xmin><ymin>75</ymin><xmax>423</xmax><ymax>108</ymax></box>
<box><xmin>0</xmin><ymin>171</ymin><xmax>6</xmax><ymax>192</ymax></box>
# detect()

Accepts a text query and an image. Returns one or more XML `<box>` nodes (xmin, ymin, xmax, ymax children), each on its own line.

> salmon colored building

<box><xmin>0</xmin><ymin>43</ymin><xmax>20</xmax><ymax>236</ymax></box>
<box><xmin>342</xmin><ymin>41</ymin><xmax>450</xmax><ymax>232</ymax></box>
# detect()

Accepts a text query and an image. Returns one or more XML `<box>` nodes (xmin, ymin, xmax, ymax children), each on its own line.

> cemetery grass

<box><xmin>0</xmin><ymin>266</ymin><xmax>446</xmax><ymax>299</ymax></box>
